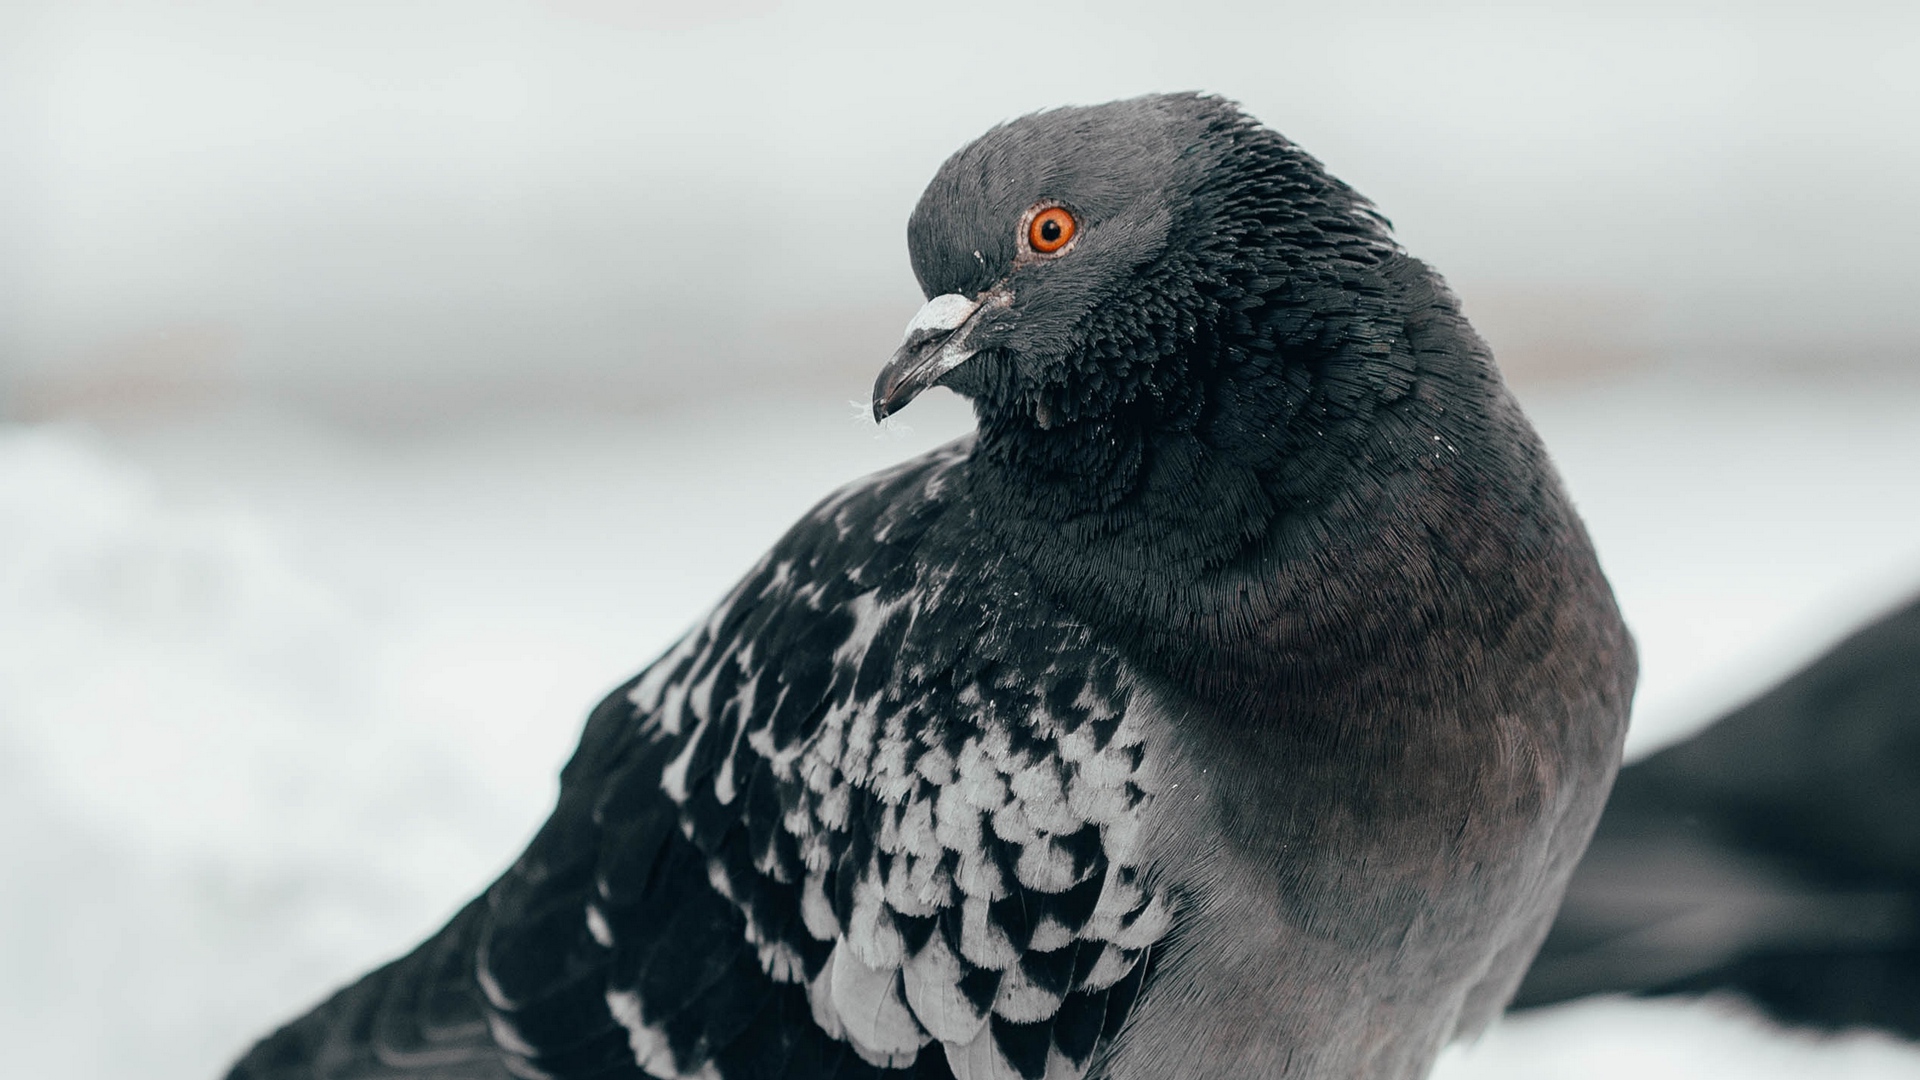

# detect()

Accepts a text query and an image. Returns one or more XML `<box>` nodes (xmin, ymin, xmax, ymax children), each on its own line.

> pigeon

<box><xmin>227</xmin><ymin>93</ymin><xmax>1635</xmax><ymax>1080</ymax></box>
<box><xmin>1514</xmin><ymin>591</ymin><xmax>1920</xmax><ymax>1037</ymax></box>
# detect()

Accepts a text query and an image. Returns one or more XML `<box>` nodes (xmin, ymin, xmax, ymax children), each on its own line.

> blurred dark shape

<box><xmin>1513</xmin><ymin>593</ymin><xmax>1920</xmax><ymax>1036</ymax></box>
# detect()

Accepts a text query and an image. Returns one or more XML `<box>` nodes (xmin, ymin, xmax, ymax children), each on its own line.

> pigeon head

<box><xmin>869</xmin><ymin>94</ymin><xmax>1536</xmax><ymax>678</ymax></box>
<box><xmin>872</xmin><ymin>93</ymin><xmax>1400</xmax><ymax>446</ymax></box>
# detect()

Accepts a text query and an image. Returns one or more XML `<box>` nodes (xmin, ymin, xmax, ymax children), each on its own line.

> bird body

<box><xmin>230</xmin><ymin>94</ymin><xmax>1634</xmax><ymax>1080</ymax></box>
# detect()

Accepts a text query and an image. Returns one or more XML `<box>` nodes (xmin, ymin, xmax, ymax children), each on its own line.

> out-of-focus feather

<box><xmin>1516</xmin><ymin>593</ymin><xmax>1920</xmax><ymax>1036</ymax></box>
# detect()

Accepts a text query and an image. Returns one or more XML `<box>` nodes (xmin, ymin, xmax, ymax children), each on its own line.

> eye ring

<box><xmin>1025</xmin><ymin>205</ymin><xmax>1077</xmax><ymax>255</ymax></box>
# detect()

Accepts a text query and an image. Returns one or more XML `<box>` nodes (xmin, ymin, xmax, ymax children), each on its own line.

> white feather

<box><xmin>898</xmin><ymin>794</ymin><xmax>939</xmax><ymax>857</ymax></box>
<box><xmin>991</xmin><ymin>959</ymin><xmax>1064</xmax><ymax>1022</ymax></box>
<box><xmin>607</xmin><ymin>988</ymin><xmax>680</xmax><ymax>1079</ymax></box>
<box><xmin>808</xmin><ymin>961</ymin><xmax>845</xmax><ymax>1041</ymax></box>
<box><xmin>943</xmin><ymin>1022</ymin><xmax>1026</xmax><ymax>1080</ymax></box>
<box><xmin>884</xmin><ymin>852</ymin><xmax>944</xmax><ymax>917</ymax></box>
<box><xmin>953</xmin><ymin>847</ymin><xmax>1008</xmax><ymax>900</ymax></box>
<box><xmin>956</xmin><ymin>740</ymin><xmax>1010</xmax><ymax>812</ymax></box>
<box><xmin>1064</xmin><ymin>771</ymin><xmax>1131</xmax><ymax>826</ymax></box>
<box><xmin>847</xmin><ymin>868</ymin><xmax>905</xmax><ymax>968</ymax></box>
<box><xmin>916</xmin><ymin>743</ymin><xmax>959</xmax><ymax>785</ymax></box>
<box><xmin>584</xmin><ymin>902</ymin><xmax>614</xmax><ymax>948</ymax></box>
<box><xmin>1009</xmin><ymin>759</ymin><xmax>1072</xmax><ymax>831</ymax></box>
<box><xmin>901</xmin><ymin>930</ymin><xmax>990</xmax><ymax>1044</ymax></box>
<box><xmin>990</xmin><ymin>798</ymin><xmax>1039</xmax><ymax>846</ymax></box>
<box><xmin>959</xmin><ymin>893</ymin><xmax>1020</xmax><ymax>969</ymax></box>
<box><xmin>756</xmin><ymin>939</ymin><xmax>807</xmax><ymax>984</ymax></box>
<box><xmin>1014</xmin><ymin>835</ymin><xmax>1084</xmax><ymax>893</ymax></box>
<box><xmin>828</xmin><ymin>941</ymin><xmax>931</xmax><ymax>1064</ymax></box>
<box><xmin>1091</xmin><ymin>869</ymin><xmax>1143</xmax><ymax>920</ymax></box>
<box><xmin>935</xmin><ymin>782</ymin><xmax>984</xmax><ymax>851</ymax></box>
<box><xmin>1045</xmin><ymin>1044</ymin><xmax>1098</xmax><ymax>1080</ymax></box>
<box><xmin>900</xmin><ymin>849</ymin><xmax>955</xmax><ymax>911</ymax></box>
<box><xmin>1078</xmin><ymin>945</ymin><xmax>1135</xmax><ymax>992</ymax></box>
<box><xmin>815</xmin><ymin>780</ymin><xmax>852</xmax><ymax>830</ymax></box>
<box><xmin>1028</xmin><ymin>915</ymin><xmax>1073</xmax><ymax>953</ymax></box>
<box><xmin>1109</xmin><ymin>893</ymin><xmax>1172</xmax><ymax>951</ymax></box>
<box><xmin>802</xmin><ymin>870</ymin><xmax>842</xmax><ymax>941</ymax></box>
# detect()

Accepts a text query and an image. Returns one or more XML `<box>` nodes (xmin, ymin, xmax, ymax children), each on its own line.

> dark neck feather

<box><xmin>963</xmin><ymin>119</ymin><xmax>1418</xmax><ymax>563</ymax></box>
<box><xmin>948</xmin><ymin>128</ymin><xmax>1580</xmax><ymax>704</ymax></box>
<box><xmin>964</xmin><ymin>250</ymin><xmax>1567</xmax><ymax>708</ymax></box>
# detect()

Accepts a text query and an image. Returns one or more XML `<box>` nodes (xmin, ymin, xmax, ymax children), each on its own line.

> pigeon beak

<box><xmin>871</xmin><ymin>292</ymin><xmax>996</xmax><ymax>421</ymax></box>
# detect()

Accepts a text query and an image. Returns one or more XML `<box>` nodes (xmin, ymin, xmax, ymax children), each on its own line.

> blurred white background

<box><xmin>2</xmin><ymin>2</ymin><xmax>1919</xmax><ymax>1078</ymax></box>
<box><xmin>5</xmin><ymin>0</ymin><xmax>1918</xmax><ymax>418</ymax></box>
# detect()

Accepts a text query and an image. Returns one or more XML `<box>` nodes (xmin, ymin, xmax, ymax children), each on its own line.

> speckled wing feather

<box><xmin>233</xmin><ymin>438</ymin><xmax>1174</xmax><ymax>1080</ymax></box>
<box><xmin>566</xmin><ymin>438</ymin><xmax>1170</xmax><ymax>1080</ymax></box>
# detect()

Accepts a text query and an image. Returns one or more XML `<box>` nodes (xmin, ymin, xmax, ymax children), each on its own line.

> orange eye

<box><xmin>1027</xmin><ymin>206</ymin><xmax>1077</xmax><ymax>254</ymax></box>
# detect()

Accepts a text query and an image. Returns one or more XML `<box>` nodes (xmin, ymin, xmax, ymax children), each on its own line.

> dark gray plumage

<box><xmin>1516</xmin><ymin>592</ymin><xmax>1920</xmax><ymax>1036</ymax></box>
<box><xmin>227</xmin><ymin>93</ymin><xmax>1634</xmax><ymax>1080</ymax></box>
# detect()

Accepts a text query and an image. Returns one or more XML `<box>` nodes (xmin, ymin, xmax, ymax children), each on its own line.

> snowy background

<box><xmin>4</xmin><ymin>2</ymin><xmax>1920</xmax><ymax>1078</ymax></box>
<box><xmin>7</xmin><ymin>377</ymin><xmax>1920</xmax><ymax>1080</ymax></box>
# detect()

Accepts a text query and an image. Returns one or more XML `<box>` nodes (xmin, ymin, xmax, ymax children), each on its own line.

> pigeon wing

<box><xmin>473</xmin><ymin>439</ymin><xmax>1173</xmax><ymax>1080</ymax></box>
<box><xmin>226</xmin><ymin>893</ymin><xmax>512</xmax><ymax>1079</ymax></box>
